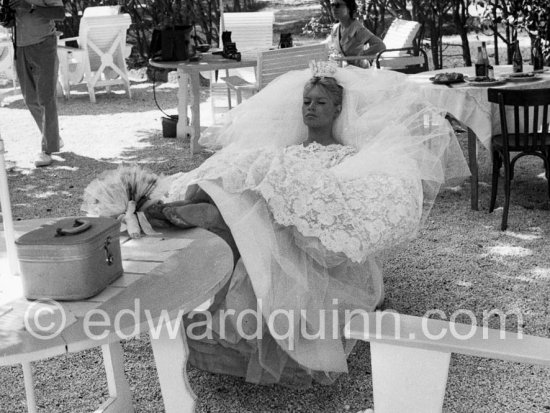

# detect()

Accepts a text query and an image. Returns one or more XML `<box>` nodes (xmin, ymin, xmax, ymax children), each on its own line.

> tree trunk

<box><xmin>452</xmin><ymin>0</ymin><xmax>471</xmax><ymax>66</ymax></box>
<box><xmin>492</xmin><ymin>3</ymin><xmax>499</xmax><ymax>65</ymax></box>
<box><xmin>428</xmin><ymin>20</ymin><xmax>441</xmax><ymax>69</ymax></box>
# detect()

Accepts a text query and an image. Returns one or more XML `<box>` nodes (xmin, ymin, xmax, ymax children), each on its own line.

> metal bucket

<box><xmin>162</xmin><ymin>115</ymin><xmax>178</xmax><ymax>138</ymax></box>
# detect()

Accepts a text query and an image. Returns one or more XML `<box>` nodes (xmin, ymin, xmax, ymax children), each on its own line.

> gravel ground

<box><xmin>1</xmin><ymin>10</ymin><xmax>550</xmax><ymax>412</ymax></box>
<box><xmin>1</xmin><ymin>72</ymin><xmax>550</xmax><ymax>413</ymax></box>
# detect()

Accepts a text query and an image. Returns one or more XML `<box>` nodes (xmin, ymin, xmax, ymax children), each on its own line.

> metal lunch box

<box><xmin>15</xmin><ymin>217</ymin><xmax>123</xmax><ymax>300</ymax></box>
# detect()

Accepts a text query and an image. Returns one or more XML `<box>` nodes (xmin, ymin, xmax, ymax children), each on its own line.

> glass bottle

<box><xmin>512</xmin><ymin>40</ymin><xmax>523</xmax><ymax>73</ymax></box>
<box><xmin>475</xmin><ymin>46</ymin><xmax>487</xmax><ymax>77</ymax></box>
<box><xmin>487</xmin><ymin>64</ymin><xmax>494</xmax><ymax>79</ymax></box>
<box><xmin>532</xmin><ymin>39</ymin><xmax>544</xmax><ymax>72</ymax></box>
<box><xmin>481</xmin><ymin>41</ymin><xmax>491</xmax><ymax>78</ymax></box>
<box><xmin>481</xmin><ymin>42</ymin><xmax>489</xmax><ymax>65</ymax></box>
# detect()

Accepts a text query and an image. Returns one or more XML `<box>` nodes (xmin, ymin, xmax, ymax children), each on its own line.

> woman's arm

<box><xmin>355</xmin><ymin>24</ymin><xmax>386</xmax><ymax>56</ymax></box>
<box><xmin>363</xmin><ymin>34</ymin><xmax>386</xmax><ymax>55</ymax></box>
<box><xmin>343</xmin><ymin>21</ymin><xmax>385</xmax><ymax>58</ymax></box>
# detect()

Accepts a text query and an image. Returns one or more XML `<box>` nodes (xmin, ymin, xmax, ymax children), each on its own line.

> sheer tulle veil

<box><xmin>199</xmin><ymin>64</ymin><xmax>470</xmax><ymax>226</ymax></box>
<box><xmin>159</xmin><ymin>64</ymin><xmax>471</xmax><ymax>385</ymax></box>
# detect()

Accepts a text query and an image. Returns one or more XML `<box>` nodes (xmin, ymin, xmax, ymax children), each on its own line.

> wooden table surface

<box><xmin>0</xmin><ymin>219</ymin><xmax>234</xmax><ymax>413</ymax></box>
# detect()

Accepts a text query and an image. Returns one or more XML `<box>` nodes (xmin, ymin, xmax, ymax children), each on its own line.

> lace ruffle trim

<box><xmin>167</xmin><ymin>144</ymin><xmax>422</xmax><ymax>262</ymax></box>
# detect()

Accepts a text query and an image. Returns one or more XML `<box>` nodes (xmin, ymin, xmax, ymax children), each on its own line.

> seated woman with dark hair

<box><xmin>327</xmin><ymin>0</ymin><xmax>386</xmax><ymax>68</ymax></box>
<box><xmin>133</xmin><ymin>63</ymin><xmax>469</xmax><ymax>388</ymax></box>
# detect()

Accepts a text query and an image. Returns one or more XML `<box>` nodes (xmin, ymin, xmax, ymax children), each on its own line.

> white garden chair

<box><xmin>220</xmin><ymin>11</ymin><xmax>275</xmax><ymax>59</ymax></box>
<box><xmin>57</xmin><ymin>6</ymin><xmax>132</xmax><ymax>103</ymax></box>
<box><xmin>222</xmin><ymin>43</ymin><xmax>329</xmax><ymax>105</ymax></box>
<box><xmin>380</xmin><ymin>18</ymin><xmax>423</xmax><ymax>57</ymax></box>
<box><xmin>335</xmin><ymin>18</ymin><xmax>423</xmax><ymax>69</ymax></box>
<box><xmin>209</xmin><ymin>11</ymin><xmax>275</xmax><ymax>115</ymax></box>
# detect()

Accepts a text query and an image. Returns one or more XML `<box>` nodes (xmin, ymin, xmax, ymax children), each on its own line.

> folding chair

<box><xmin>375</xmin><ymin>48</ymin><xmax>429</xmax><ymax>74</ymax></box>
<box><xmin>210</xmin><ymin>11</ymin><xmax>275</xmax><ymax>116</ymax></box>
<box><xmin>223</xmin><ymin>43</ymin><xmax>329</xmax><ymax>105</ymax></box>
<box><xmin>336</xmin><ymin>18</ymin><xmax>423</xmax><ymax>68</ymax></box>
<box><xmin>57</xmin><ymin>6</ymin><xmax>132</xmax><ymax>103</ymax></box>
<box><xmin>220</xmin><ymin>12</ymin><xmax>275</xmax><ymax>59</ymax></box>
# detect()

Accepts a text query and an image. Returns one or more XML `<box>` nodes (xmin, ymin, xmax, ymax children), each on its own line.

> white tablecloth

<box><xmin>408</xmin><ymin>65</ymin><xmax>550</xmax><ymax>150</ymax></box>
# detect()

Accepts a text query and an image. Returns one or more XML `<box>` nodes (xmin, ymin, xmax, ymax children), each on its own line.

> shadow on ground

<box><xmin>7</xmin><ymin>134</ymin><xmax>212</xmax><ymax>221</ymax></box>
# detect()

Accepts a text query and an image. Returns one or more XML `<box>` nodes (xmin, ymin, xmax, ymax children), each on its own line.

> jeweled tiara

<box><xmin>309</xmin><ymin>60</ymin><xmax>338</xmax><ymax>78</ymax></box>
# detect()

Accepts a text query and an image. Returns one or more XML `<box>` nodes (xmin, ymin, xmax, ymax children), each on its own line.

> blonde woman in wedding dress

<box><xmin>144</xmin><ymin>63</ymin><xmax>470</xmax><ymax>387</ymax></box>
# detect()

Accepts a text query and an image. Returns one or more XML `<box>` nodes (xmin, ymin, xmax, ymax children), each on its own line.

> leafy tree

<box><xmin>450</xmin><ymin>0</ymin><xmax>473</xmax><ymax>66</ymax></box>
<box><xmin>483</xmin><ymin>0</ymin><xmax>550</xmax><ymax>64</ymax></box>
<box><xmin>409</xmin><ymin>0</ymin><xmax>452</xmax><ymax>69</ymax></box>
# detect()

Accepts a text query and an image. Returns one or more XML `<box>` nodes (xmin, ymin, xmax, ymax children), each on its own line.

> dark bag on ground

<box><xmin>279</xmin><ymin>33</ymin><xmax>293</xmax><ymax>49</ymax></box>
<box><xmin>150</xmin><ymin>25</ymin><xmax>193</xmax><ymax>62</ymax></box>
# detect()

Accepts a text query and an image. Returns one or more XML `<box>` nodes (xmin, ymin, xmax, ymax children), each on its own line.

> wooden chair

<box><xmin>487</xmin><ymin>88</ymin><xmax>550</xmax><ymax>231</ymax></box>
<box><xmin>336</xmin><ymin>18</ymin><xmax>423</xmax><ymax>68</ymax></box>
<box><xmin>222</xmin><ymin>43</ymin><xmax>329</xmax><ymax>105</ymax></box>
<box><xmin>345</xmin><ymin>311</ymin><xmax>550</xmax><ymax>413</ymax></box>
<box><xmin>57</xmin><ymin>6</ymin><xmax>132</xmax><ymax>103</ymax></box>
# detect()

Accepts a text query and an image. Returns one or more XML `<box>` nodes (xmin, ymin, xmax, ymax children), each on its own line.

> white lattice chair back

<box><xmin>80</xmin><ymin>14</ymin><xmax>131</xmax><ymax>78</ymax></box>
<box><xmin>57</xmin><ymin>7</ymin><xmax>132</xmax><ymax>102</ymax></box>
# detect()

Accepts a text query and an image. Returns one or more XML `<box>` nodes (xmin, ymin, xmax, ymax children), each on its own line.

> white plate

<box><xmin>506</xmin><ymin>74</ymin><xmax>541</xmax><ymax>82</ymax></box>
<box><xmin>464</xmin><ymin>77</ymin><xmax>507</xmax><ymax>87</ymax></box>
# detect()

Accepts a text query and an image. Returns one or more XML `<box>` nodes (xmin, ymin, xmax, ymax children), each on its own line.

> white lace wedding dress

<box><xmin>154</xmin><ymin>66</ymin><xmax>469</xmax><ymax>386</ymax></box>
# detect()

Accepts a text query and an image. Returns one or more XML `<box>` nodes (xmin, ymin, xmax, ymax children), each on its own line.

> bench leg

<box><xmin>468</xmin><ymin>128</ymin><xmax>479</xmax><ymax>211</ymax></box>
<box><xmin>176</xmin><ymin>68</ymin><xmax>194</xmax><ymax>140</ymax></box>
<box><xmin>225</xmin><ymin>69</ymin><xmax>232</xmax><ymax>109</ymax></box>
<box><xmin>150</xmin><ymin>317</ymin><xmax>196</xmax><ymax>413</ymax></box>
<box><xmin>370</xmin><ymin>342</ymin><xmax>451</xmax><ymax>413</ymax></box>
<box><xmin>97</xmin><ymin>341</ymin><xmax>134</xmax><ymax>413</ymax></box>
<box><xmin>189</xmin><ymin>72</ymin><xmax>201</xmax><ymax>154</ymax></box>
<box><xmin>21</xmin><ymin>362</ymin><xmax>38</xmax><ymax>413</ymax></box>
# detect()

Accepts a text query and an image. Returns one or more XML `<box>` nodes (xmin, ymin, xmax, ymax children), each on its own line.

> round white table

<box><xmin>149</xmin><ymin>54</ymin><xmax>257</xmax><ymax>154</ymax></box>
<box><xmin>0</xmin><ymin>221</ymin><xmax>234</xmax><ymax>413</ymax></box>
<box><xmin>409</xmin><ymin>65</ymin><xmax>550</xmax><ymax>149</ymax></box>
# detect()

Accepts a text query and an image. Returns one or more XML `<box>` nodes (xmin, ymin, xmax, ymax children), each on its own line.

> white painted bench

<box><xmin>345</xmin><ymin>311</ymin><xmax>550</xmax><ymax>413</ymax></box>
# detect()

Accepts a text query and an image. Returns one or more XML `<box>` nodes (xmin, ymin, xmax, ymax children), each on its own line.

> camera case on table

<box><xmin>221</xmin><ymin>31</ymin><xmax>241</xmax><ymax>62</ymax></box>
